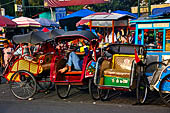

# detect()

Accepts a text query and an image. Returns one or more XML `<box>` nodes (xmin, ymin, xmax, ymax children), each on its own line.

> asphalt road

<box><xmin>0</xmin><ymin>84</ymin><xmax>170</xmax><ymax>113</ymax></box>
<box><xmin>0</xmin><ymin>100</ymin><xmax>170</xmax><ymax>113</ymax></box>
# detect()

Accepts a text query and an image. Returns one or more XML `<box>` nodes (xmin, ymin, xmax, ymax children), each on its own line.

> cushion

<box><xmin>113</xmin><ymin>56</ymin><xmax>135</xmax><ymax>71</ymax></box>
<box><xmin>104</xmin><ymin>68</ymin><xmax>130</xmax><ymax>78</ymax></box>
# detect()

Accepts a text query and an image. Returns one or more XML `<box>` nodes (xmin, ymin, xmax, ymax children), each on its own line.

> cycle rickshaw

<box><xmin>3</xmin><ymin>31</ymin><xmax>56</xmax><ymax>100</ymax></box>
<box><xmin>93</xmin><ymin>44</ymin><xmax>147</xmax><ymax>101</ymax></box>
<box><xmin>50</xmin><ymin>30</ymin><xmax>100</xmax><ymax>99</ymax></box>
<box><xmin>131</xmin><ymin>18</ymin><xmax>170</xmax><ymax>107</ymax></box>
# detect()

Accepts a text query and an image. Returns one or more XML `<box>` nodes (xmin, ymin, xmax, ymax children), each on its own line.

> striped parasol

<box><xmin>12</xmin><ymin>17</ymin><xmax>41</xmax><ymax>27</ymax></box>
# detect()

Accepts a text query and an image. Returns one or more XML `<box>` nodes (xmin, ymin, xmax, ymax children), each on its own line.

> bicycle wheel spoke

<box><xmin>10</xmin><ymin>70</ymin><xmax>37</xmax><ymax>100</ymax></box>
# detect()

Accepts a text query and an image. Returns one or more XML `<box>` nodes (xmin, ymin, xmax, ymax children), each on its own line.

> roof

<box><xmin>130</xmin><ymin>18</ymin><xmax>170</xmax><ymax>23</ymax></box>
<box><xmin>55</xmin><ymin>30</ymin><xmax>98</xmax><ymax>41</ymax></box>
<box><xmin>82</xmin><ymin>13</ymin><xmax>134</xmax><ymax>20</ymax></box>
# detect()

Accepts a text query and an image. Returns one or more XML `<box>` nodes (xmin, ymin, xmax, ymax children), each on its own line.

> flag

<box><xmin>134</xmin><ymin>47</ymin><xmax>140</xmax><ymax>63</ymax></box>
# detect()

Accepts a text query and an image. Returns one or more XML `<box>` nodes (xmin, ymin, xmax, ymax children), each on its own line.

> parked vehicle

<box><xmin>93</xmin><ymin>44</ymin><xmax>147</xmax><ymax>101</ymax></box>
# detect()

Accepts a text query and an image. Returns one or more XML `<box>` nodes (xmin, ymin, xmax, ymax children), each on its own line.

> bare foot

<box><xmin>58</xmin><ymin>67</ymin><xmax>68</xmax><ymax>73</ymax></box>
<box><xmin>68</xmin><ymin>66</ymin><xmax>71</xmax><ymax>72</ymax></box>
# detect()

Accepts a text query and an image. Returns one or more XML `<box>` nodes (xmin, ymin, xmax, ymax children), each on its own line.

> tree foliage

<box><xmin>0</xmin><ymin>0</ymin><xmax>167</xmax><ymax>17</ymax></box>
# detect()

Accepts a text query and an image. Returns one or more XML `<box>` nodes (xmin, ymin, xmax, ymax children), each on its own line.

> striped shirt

<box><xmin>0</xmin><ymin>37</ymin><xmax>6</xmax><ymax>49</ymax></box>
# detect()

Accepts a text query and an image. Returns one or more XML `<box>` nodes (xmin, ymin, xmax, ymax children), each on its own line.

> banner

<box><xmin>44</xmin><ymin>0</ymin><xmax>109</xmax><ymax>7</ymax></box>
<box><xmin>55</xmin><ymin>8</ymin><xmax>66</xmax><ymax>22</ymax></box>
<box><xmin>15</xmin><ymin>0</ymin><xmax>23</xmax><ymax>16</ymax></box>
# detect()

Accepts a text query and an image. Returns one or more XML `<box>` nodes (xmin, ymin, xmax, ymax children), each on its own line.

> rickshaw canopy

<box><xmin>106</xmin><ymin>44</ymin><xmax>145</xmax><ymax>55</ymax></box>
<box><xmin>55</xmin><ymin>30</ymin><xmax>98</xmax><ymax>41</ymax></box>
<box><xmin>13</xmin><ymin>31</ymin><xmax>50</xmax><ymax>44</ymax></box>
<box><xmin>51</xmin><ymin>29</ymin><xmax>65</xmax><ymax>39</ymax></box>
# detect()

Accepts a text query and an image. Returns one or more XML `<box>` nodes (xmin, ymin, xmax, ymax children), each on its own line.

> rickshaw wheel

<box><xmin>99</xmin><ymin>89</ymin><xmax>110</xmax><ymax>101</ymax></box>
<box><xmin>37</xmin><ymin>77</ymin><xmax>52</xmax><ymax>93</ymax></box>
<box><xmin>56</xmin><ymin>84</ymin><xmax>71</xmax><ymax>99</ymax></box>
<box><xmin>10</xmin><ymin>70</ymin><xmax>37</xmax><ymax>100</ymax></box>
<box><xmin>159</xmin><ymin>74</ymin><xmax>170</xmax><ymax>107</ymax></box>
<box><xmin>89</xmin><ymin>78</ymin><xmax>100</xmax><ymax>100</ymax></box>
<box><xmin>145</xmin><ymin>62</ymin><xmax>167</xmax><ymax>84</ymax></box>
<box><xmin>136</xmin><ymin>73</ymin><xmax>148</xmax><ymax>104</ymax></box>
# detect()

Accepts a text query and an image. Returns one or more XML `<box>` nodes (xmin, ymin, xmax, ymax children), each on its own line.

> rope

<box><xmin>0</xmin><ymin>1</ymin><xmax>15</xmax><ymax>7</ymax></box>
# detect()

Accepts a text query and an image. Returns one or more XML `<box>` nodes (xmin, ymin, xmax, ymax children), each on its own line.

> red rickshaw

<box><xmin>50</xmin><ymin>30</ymin><xmax>100</xmax><ymax>99</ymax></box>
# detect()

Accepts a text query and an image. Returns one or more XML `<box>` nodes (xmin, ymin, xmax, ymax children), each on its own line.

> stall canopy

<box><xmin>76</xmin><ymin>12</ymin><xmax>111</xmax><ymax>26</ymax></box>
<box><xmin>44</xmin><ymin>0</ymin><xmax>109</xmax><ymax>7</ymax></box>
<box><xmin>59</xmin><ymin>9</ymin><xmax>95</xmax><ymax>31</ymax></box>
<box><xmin>82</xmin><ymin>13</ymin><xmax>134</xmax><ymax>27</ymax></box>
<box><xmin>12</xmin><ymin>17</ymin><xmax>41</xmax><ymax>27</ymax></box>
<box><xmin>0</xmin><ymin>16</ymin><xmax>17</xmax><ymax>28</ymax></box>
<box><xmin>82</xmin><ymin>13</ymin><xmax>135</xmax><ymax>43</ymax></box>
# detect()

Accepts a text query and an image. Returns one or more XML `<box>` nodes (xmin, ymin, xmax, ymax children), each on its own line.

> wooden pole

<box><xmin>138</xmin><ymin>0</ymin><xmax>140</xmax><ymax>17</ymax></box>
<box><xmin>112</xmin><ymin>20</ymin><xmax>114</xmax><ymax>43</ymax></box>
<box><xmin>89</xmin><ymin>20</ymin><xmax>92</xmax><ymax>31</ymax></box>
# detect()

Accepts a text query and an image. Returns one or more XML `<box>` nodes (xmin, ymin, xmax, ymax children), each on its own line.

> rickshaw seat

<box><xmin>104</xmin><ymin>69</ymin><xmax>130</xmax><ymax>78</ymax></box>
<box><xmin>103</xmin><ymin>55</ymin><xmax>135</xmax><ymax>78</ymax></box>
<box><xmin>65</xmin><ymin>71</ymin><xmax>82</xmax><ymax>75</ymax></box>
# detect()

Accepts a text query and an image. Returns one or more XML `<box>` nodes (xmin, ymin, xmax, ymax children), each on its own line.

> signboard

<box><xmin>44</xmin><ymin>0</ymin><xmax>109</xmax><ymax>7</ymax></box>
<box><xmin>55</xmin><ymin>8</ymin><xmax>66</xmax><ymax>22</ymax></box>
<box><xmin>138</xmin><ymin>24</ymin><xmax>152</xmax><ymax>28</ymax></box>
<box><xmin>153</xmin><ymin>23</ymin><xmax>169</xmax><ymax>28</ymax></box>
<box><xmin>15</xmin><ymin>0</ymin><xmax>23</xmax><ymax>16</ymax></box>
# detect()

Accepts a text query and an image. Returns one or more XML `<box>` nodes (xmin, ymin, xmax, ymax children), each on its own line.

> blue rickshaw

<box><xmin>131</xmin><ymin>18</ymin><xmax>170</xmax><ymax>107</ymax></box>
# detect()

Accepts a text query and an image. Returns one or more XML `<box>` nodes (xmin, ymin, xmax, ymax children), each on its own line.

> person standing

<box><xmin>2</xmin><ymin>40</ymin><xmax>13</xmax><ymax>67</ymax></box>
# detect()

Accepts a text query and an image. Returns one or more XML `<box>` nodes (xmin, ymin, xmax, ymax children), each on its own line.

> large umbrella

<box><xmin>0</xmin><ymin>16</ymin><xmax>17</xmax><ymax>28</ymax></box>
<box><xmin>12</xmin><ymin>17</ymin><xmax>41</xmax><ymax>27</ymax></box>
<box><xmin>34</xmin><ymin>18</ymin><xmax>58</xmax><ymax>27</ymax></box>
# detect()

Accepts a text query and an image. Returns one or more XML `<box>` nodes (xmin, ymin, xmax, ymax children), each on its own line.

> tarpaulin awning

<box><xmin>0</xmin><ymin>16</ymin><xmax>17</xmax><ymax>28</ymax></box>
<box><xmin>150</xmin><ymin>7</ymin><xmax>170</xmax><ymax>18</ymax></box>
<box><xmin>112</xmin><ymin>10</ymin><xmax>138</xmax><ymax>19</ymax></box>
<box><xmin>60</xmin><ymin>9</ymin><xmax>95</xmax><ymax>20</ymax></box>
<box><xmin>59</xmin><ymin>9</ymin><xmax>95</xmax><ymax>31</ymax></box>
<box><xmin>12</xmin><ymin>17</ymin><xmax>41</xmax><ymax>27</ymax></box>
<box><xmin>5</xmin><ymin>15</ymin><xmax>15</xmax><ymax>20</ymax></box>
<box><xmin>44</xmin><ymin>0</ymin><xmax>109</xmax><ymax>7</ymax></box>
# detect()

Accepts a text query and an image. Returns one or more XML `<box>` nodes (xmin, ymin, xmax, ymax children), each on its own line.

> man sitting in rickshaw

<box><xmin>59</xmin><ymin>39</ymin><xmax>89</xmax><ymax>73</ymax></box>
<box><xmin>14</xmin><ymin>43</ymin><xmax>40</xmax><ymax>61</ymax></box>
